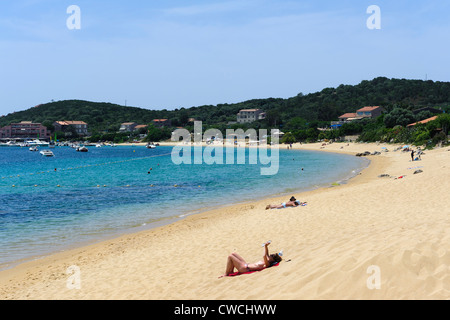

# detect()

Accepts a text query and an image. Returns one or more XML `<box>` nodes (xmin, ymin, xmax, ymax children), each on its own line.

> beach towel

<box><xmin>226</xmin><ymin>263</ymin><xmax>280</xmax><ymax>277</ymax></box>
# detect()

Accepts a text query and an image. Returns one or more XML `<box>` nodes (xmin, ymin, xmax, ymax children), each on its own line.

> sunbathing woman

<box><xmin>266</xmin><ymin>196</ymin><xmax>306</xmax><ymax>210</ymax></box>
<box><xmin>219</xmin><ymin>241</ymin><xmax>282</xmax><ymax>278</ymax></box>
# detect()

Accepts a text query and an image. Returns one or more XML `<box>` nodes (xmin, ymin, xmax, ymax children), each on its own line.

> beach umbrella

<box><xmin>403</xmin><ymin>145</ymin><xmax>410</xmax><ymax>149</ymax></box>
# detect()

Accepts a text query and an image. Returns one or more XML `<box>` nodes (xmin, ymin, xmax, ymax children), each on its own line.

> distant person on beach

<box><xmin>411</xmin><ymin>150</ymin><xmax>415</xmax><ymax>161</ymax></box>
<box><xmin>219</xmin><ymin>241</ymin><xmax>282</xmax><ymax>278</ymax></box>
<box><xmin>265</xmin><ymin>196</ymin><xmax>306</xmax><ymax>210</ymax></box>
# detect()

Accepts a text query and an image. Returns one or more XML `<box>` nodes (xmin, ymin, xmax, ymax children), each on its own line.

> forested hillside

<box><xmin>1</xmin><ymin>77</ymin><xmax>449</xmax><ymax>134</ymax></box>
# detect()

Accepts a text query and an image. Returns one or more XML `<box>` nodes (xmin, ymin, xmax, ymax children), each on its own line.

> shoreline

<box><xmin>0</xmin><ymin>144</ymin><xmax>368</xmax><ymax>272</ymax></box>
<box><xmin>1</xmin><ymin>142</ymin><xmax>449</xmax><ymax>300</ymax></box>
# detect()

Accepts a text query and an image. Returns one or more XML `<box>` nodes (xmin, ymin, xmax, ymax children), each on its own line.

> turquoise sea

<box><xmin>0</xmin><ymin>145</ymin><xmax>369</xmax><ymax>269</ymax></box>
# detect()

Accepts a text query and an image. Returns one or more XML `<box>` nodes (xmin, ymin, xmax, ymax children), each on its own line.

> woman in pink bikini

<box><xmin>219</xmin><ymin>241</ymin><xmax>282</xmax><ymax>278</ymax></box>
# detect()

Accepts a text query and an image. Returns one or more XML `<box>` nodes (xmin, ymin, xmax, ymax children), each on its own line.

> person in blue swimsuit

<box><xmin>265</xmin><ymin>196</ymin><xmax>306</xmax><ymax>210</ymax></box>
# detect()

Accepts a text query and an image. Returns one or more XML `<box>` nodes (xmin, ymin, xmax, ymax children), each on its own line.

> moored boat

<box><xmin>40</xmin><ymin>150</ymin><xmax>54</xmax><ymax>157</ymax></box>
<box><xmin>76</xmin><ymin>146</ymin><xmax>88</xmax><ymax>152</ymax></box>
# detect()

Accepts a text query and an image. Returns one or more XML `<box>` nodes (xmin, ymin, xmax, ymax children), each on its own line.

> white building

<box><xmin>237</xmin><ymin>109</ymin><xmax>266</xmax><ymax>124</ymax></box>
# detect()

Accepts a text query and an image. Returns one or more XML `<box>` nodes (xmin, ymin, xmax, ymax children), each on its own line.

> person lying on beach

<box><xmin>265</xmin><ymin>196</ymin><xmax>306</xmax><ymax>210</ymax></box>
<box><xmin>219</xmin><ymin>241</ymin><xmax>282</xmax><ymax>278</ymax></box>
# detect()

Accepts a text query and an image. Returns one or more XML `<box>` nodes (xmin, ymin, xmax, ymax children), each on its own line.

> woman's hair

<box><xmin>270</xmin><ymin>253</ymin><xmax>283</xmax><ymax>264</ymax></box>
<box><xmin>289</xmin><ymin>196</ymin><xmax>296</xmax><ymax>201</ymax></box>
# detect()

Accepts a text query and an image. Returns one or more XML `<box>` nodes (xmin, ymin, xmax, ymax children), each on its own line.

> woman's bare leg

<box><xmin>221</xmin><ymin>253</ymin><xmax>248</xmax><ymax>277</ymax></box>
<box><xmin>230</xmin><ymin>253</ymin><xmax>246</xmax><ymax>264</ymax></box>
<box><xmin>266</xmin><ymin>204</ymin><xmax>283</xmax><ymax>210</ymax></box>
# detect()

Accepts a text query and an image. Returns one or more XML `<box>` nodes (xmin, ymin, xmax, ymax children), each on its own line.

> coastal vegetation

<box><xmin>1</xmin><ymin>77</ymin><xmax>449</xmax><ymax>146</ymax></box>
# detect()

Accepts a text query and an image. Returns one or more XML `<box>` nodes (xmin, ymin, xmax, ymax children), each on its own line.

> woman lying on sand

<box><xmin>219</xmin><ymin>241</ymin><xmax>282</xmax><ymax>278</ymax></box>
<box><xmin>266</xmin><ymin>196</ymin><xmax>306</xmax><ymax>210</ymax></box>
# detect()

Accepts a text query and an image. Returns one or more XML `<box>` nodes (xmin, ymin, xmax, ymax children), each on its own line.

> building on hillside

<box><xmin>332</xmin><ymin>107</ymin><xmax>384</xmax><ymax>130</ymax></box>
<box><xmin>237</xmin><ymin>109</ymin><xmax>266</xmax><ymax>124</ymax></box>
<box><xmin>53</xmin><ymin>121</ymin><xmax>88</xmax><ymax>136</ymax></box>
<box><xmin>407</xmin><ymin>116</ymin><xmax>438</xmax><ymax>127</ymax></box>
<box><xmin>0</xmin><ymin>121</ymin><xmax>51</xmax><ymax>140</ymax></box>
<box><xmin>356</xmin><ymin>106</ymin><xmax>384</xmax><ymax>119</ymax></box>
<box><xmin>134</xmin><ymin>125</ymin><xmax>148</xmax><ymax>132</ymax></box>
<box><xmin>338</xmin><ymin>113</ymin><xmax>358</xmax><ymax>122</ymax></box>
<box><xmin>152</xmin><ymin>119</ymin><xmax>172</xmax><ymax>128</ymax></box>
<box><xmin>120</xmin><ymin>122</ymin><xmax>138</xmax><ymax>132</ymax></box>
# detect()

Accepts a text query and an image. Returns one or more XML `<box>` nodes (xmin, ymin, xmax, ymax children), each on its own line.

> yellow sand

<box><xmin>0</xmin><ymin>142</ymin><xmax>449</xmax><ymax>300</ymax></box>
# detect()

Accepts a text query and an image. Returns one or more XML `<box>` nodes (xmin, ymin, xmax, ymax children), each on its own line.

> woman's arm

<box><xmin>263</xmin><ymin>242</ymin><xmax>271</xmax><ymax>267</ymax></box>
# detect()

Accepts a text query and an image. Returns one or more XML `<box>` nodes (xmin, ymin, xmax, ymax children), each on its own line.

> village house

<box><xmin>119</xmin><ymin>122</ymin><xmax>138</xmax><ymax>132</ymax></box>
<box><xmin>356</xmin><ymin>106</ymin><xmax>384</xmax><ymax>119</ymax></box>
<box><xmin>236</xmin><ymin>109</ymin><xmax>266</xmax><ymax>124</ymax></box>
<box><xmin>152</xmin><ymin>119</ymin><xmax>172</xmax><ymax>128</ymax></box>
<box><xmin>338</xmin><ymin>113</ymin><xmax>358</xmax><ymax>122</ymax></box>
<box><xmin>332</xmin><ymin>106</ymin><xmax>385</xmax><ymax>129</ymax></box>
<box><xmin>134</xmin><ymin>125</ymin><xmax>148</xmax><ymax>132</ymax></box>
<box><xmin>407</xmin><ymin>116</ymin><xmax>439</xmax><ymax>127</ymax></box>
<box><xmin>0</xmin><ymin>121</ymin><xmax>51</xmax><ymax>140</ymax></box>
<box><xmin>53</xmin><ymin>120</ymin><xmax>89</xmax><ymax>137</ymax></box>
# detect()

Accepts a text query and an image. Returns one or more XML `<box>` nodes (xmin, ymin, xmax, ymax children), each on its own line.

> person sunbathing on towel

<box><xmin>219</xmin><ymin>241</ymin><xmax>282</xmax><ymax>278</ymax></box>
<box><xmin>265</xmin><ymin>196</ymin><xmax>306</xmax><ymax>210</ymax></box>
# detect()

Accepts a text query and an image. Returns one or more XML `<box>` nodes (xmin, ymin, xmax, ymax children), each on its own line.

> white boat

<box><xmin>27</xmin><ymin>139</ymin><xmax>49</xmax><ymax>147</ymax></box>
<box><xmin>29</xmin><ymin>146</ymin><xmax>39</xmax><ymax>152</ymax></box>
<box><xmin>0</xmin><ymin>141</ymin><xmax>20</xmax><ymax>147</ymax></box>
<box><xmin>40</xmin><ymin>150</ymin><xmax>54</xmax><ymax>157</ymax></box>
<box><xmin>146</xmin><ymin>143</ymin><xmax>156</xmax><ymax>149</ymax></box>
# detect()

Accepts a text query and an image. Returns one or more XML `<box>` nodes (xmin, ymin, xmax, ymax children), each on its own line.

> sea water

<box><xmin>0</xmin><ymin>145</ymin><xmax>368</xmax><ymax>269</ymax></box>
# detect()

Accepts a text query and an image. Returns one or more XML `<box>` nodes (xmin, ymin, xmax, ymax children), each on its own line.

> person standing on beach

<box><xmin>411</xmin><ymin>150</ymin><xmax>415</xmax><ymax>161</ymax></box>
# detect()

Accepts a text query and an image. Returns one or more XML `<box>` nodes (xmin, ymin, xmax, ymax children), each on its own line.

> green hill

<box><xmin>1</xmin><ymin>77</ymin><xmax>449</xmax><ymax>133</ymax></box>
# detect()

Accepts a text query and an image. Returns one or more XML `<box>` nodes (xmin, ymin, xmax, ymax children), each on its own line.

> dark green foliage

<box><xmin>2</xmin><ymin>77</ymin><xmax>450</xmax><ymax>131</ymax></box>
<box><xmin>384</xmin><ymin>108</ymin><xmax>416</xmax><ymax>128</ymax></box>
<box><xmin>1</xmin><ymin>78</ymin><xmax>449</xmax><ymax>146</ymax></box>
<box><xmin>143</xmin><ymin>124</ymin><xmax>172</xmax><ymax>142</ymax></box>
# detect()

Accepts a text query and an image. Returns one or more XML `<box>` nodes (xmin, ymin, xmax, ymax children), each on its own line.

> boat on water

<box><xmin>76</xmin><ymin>146</ymin><xmax>88</xmax><ymax>152</ymax></box>
<box><xmin>40</xmin><ymin>150</ymin><xmax>54</xmax><ymax>157</ymax></box>
<box><xmin>26</xmin><ymin>139</ymin><xmax>49</xmax><ymax>147</ymax></box>
<box><xmin>29</xmin><ymin>146</ymin><xmax>39</xmax><ymax>152</ymax></box>
<box><xmin>146</xmin><ymin>143</ymin><xmax>156</xmax><ymax>149</ymax></box>
<box><xmin>0</xmin><ymin>141</ymin><xmax>20</xmax><ymax>147</ymax></box>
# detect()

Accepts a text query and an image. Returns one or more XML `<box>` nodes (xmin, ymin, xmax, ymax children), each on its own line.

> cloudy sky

<box><xmin>1</xmin><ymin>0</ymin><xmax>449</xmax><ymax>116</ymax></box>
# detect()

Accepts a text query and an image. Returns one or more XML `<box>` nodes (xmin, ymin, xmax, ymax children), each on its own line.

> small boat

<box><xmin>27</xmin><ymin>139</ymin><xmax>49</xmax><ymax>147</ymax></box>
<box><xmin>29</xmin><ymin>146</ymin><xmax>39</xmax><ymax>152</ymax></box>
<box><xmin>146</xmin><ymin>143</ymin><xmax>156</xmax><ymax>149</ymax></box>
<box><xmin>40</xmin><ymin>150</ymin><xmax>54</xmax><ymax>157</ymax></box>
<box><xmin>0</xmin><ymin>141</ymin><xmax>19</xmax><ymax>147</ymax></box>
<box><xmin>76</xmin><ymin>146</ymin><xmax>88</xmax><ymax>152</ymax></box>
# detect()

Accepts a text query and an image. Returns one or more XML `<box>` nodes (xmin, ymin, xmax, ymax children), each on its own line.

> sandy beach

<box><xmin>0</xmin><ymin>142</ymin><xmax>449</xmax><ymax>300</ymax></box>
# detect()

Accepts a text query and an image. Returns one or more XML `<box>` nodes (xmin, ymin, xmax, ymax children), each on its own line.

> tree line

<box><xmin>1</xmin><ymin>77</ymin><xmax>449</xmax><ymax>146</ymax></box>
